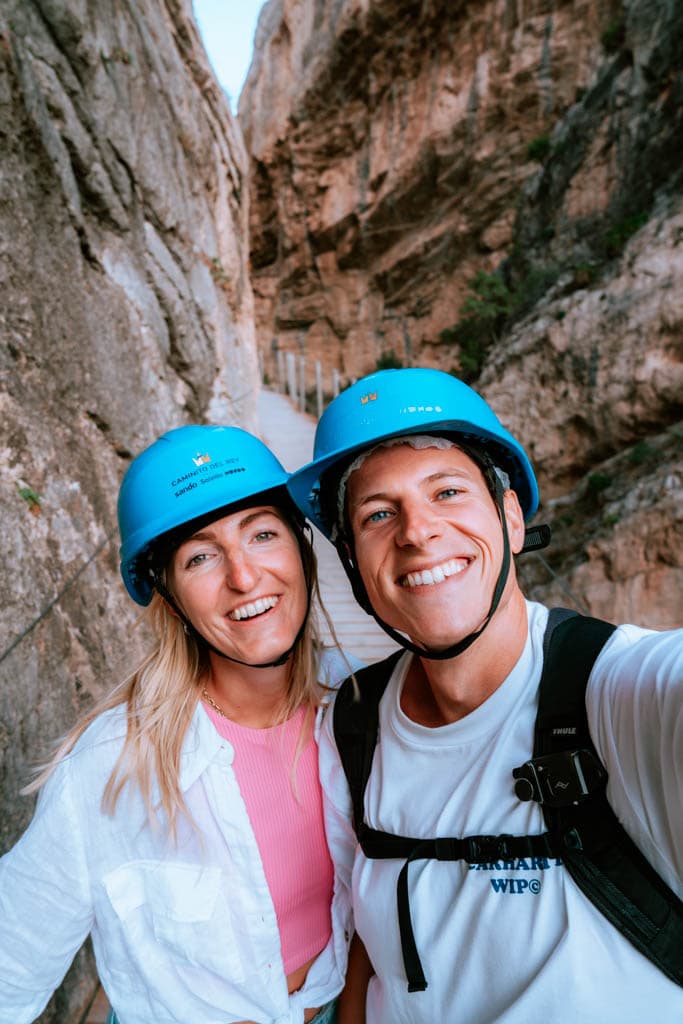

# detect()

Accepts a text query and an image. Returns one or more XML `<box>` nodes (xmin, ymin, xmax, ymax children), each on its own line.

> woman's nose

<box><xmin>224</xmin><ymin>551</ymin><xmax>259</xmax><ymax>591</ymax></box>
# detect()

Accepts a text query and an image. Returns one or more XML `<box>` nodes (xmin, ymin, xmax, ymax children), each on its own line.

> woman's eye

<box><xmin>185</xmin><ymin>551</ymin><xmax>210</xmax><ymax>568</ymax></box>
<box><xmin>254</xmin><ymin>529</ymin><xmax>276</xmax><ymax>542</ymax></box>
<box><xmin>437</xmin><ymin>487</ymin><xmax>460</xmax><ymax>500</ymax></box>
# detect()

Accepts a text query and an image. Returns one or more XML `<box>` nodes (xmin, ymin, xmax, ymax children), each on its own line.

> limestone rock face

<box><xmin>0</xmin><ymin>1</ymin><xmax>257</xmax><ymax>1019</ymax></box>
<box><xmin>240</xmin><ymin>0</ymin><xmax>682</xmax><ymax>628</ymax></box>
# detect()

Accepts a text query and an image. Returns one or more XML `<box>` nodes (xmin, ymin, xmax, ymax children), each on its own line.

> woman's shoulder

<box><xmin>67</xmin><ymin>703</ymin><xmax>129</xmax><ymax>765</ymax></box>
<box><xmin>33</xmin><ymin>704</ymin><xmax>130</xmax><ymax>816</ymax></box>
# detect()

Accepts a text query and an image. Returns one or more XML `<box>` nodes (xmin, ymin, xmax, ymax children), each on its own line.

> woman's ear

<box><xmin>503</xmin><ymin>490</ymin><xmax>526</xmax><ymax>555</ymax></box>
<box><xmin>162</xmin><ymin>596</ymin><xmax>180</xmax><ymax>619</ymax></box>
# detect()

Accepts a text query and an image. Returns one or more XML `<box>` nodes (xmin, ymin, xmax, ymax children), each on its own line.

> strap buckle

<box><xmin>463</xmin><ymin>834</ymin><xmax>515</xmax><ymax>864</ymax></box>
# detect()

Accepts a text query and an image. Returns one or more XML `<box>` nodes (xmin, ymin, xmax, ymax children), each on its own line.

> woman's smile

<box><xmin>227</xmin><ymin>594</ymin><xmax>280</xmax><ymax>621</ymax></box>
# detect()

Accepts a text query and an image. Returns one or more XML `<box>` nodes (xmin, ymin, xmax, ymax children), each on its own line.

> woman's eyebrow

<box><xmin>238</xmin><ymin>508</ymin><xmax>279</xmax><ymax>528</ymax></box>
<box><xmin>178</xmin><ymin>528</ymin><xmax>215</xmax><ymax>546</ymax></box>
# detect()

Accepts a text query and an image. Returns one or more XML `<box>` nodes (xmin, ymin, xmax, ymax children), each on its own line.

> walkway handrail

<box><xmin>270</xmin><ymin>352</ymin><xmax>341</xmax><ymax>418</ymax></box>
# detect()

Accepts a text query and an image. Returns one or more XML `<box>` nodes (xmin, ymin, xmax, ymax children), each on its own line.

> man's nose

<box><xmin>396</xmin><ymin>502</ymin><xmax>442</xmax><ymax>547</ymax></box>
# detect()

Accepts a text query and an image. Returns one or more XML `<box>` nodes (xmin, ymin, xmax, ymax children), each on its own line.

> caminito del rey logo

<box><xmin>171</xmin><ymin>452</ymin><xmax>241</xmax><ymax>495</ymax></box>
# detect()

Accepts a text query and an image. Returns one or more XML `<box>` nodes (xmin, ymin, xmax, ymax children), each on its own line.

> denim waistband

<box><xmin>308</xmin><ymin>1000</ymin><xmax>338</xmax><ymax>1024</ymax></box>
<box><xmin>107</xmin><ymin>997</ymin><xmax>337</xmax><ymax>1024</ymax></box>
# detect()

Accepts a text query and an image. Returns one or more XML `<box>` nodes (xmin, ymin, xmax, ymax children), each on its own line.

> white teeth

<box><xmin>228</xmin><ymin>595</ymin><xmax>279</xmax><ymax>620</ymax></box>
<box><xmin>402</xmin><ymin>559</ymin><xmax>467</xmax><ymax>587</ymax></box>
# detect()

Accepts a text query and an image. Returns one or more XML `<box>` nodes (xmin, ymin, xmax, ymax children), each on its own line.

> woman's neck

<box><xmin>203</xmin><ymin>654</ymin><xmax>292</xmax><ymax>728</ymax></box>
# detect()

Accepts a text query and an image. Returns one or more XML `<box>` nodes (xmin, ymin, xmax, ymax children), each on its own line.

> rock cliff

<box><xmin>240</xmin><ymin>0</ymin><xmax>682</xmax><ymax>628</ymax></box>
<box><xmin>0</xmin><ymin>1</ymin><xmax>257</xmax><ymax>1019</ymax></box>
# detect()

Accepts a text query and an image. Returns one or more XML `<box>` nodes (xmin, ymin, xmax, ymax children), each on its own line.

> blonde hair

<box><xmin>26</xmin><ymin>526</ymin><xmax>338</xmax><ymax>838</ymax></box>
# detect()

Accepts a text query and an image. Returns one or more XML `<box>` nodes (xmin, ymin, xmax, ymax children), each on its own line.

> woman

<box><xmin>0</xmin><ymin>425</ymin><xmax>356</xmax><ymax>1024</ymax></box>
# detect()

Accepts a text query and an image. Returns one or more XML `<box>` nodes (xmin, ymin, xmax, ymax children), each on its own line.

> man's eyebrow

<box><xmin>352</xmin><ymin>470</ymin><xmax>473</xmax><ymax>507</ymax></box>
<box><xmin>352</xmin><ymin>490</ymin><xmax>392</xmax><ymax>509</ymax></box>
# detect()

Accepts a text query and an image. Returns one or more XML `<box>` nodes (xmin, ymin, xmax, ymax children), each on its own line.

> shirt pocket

<box><xmin>103</xmin><ymin>859</ymin><xmax>246</xmax><ymax>983</ymax></box>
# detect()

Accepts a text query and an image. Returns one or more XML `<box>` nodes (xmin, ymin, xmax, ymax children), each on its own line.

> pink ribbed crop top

<box><xmin>203</xmin><ymin>703</ymin><xmax>334</xmax><ymax>975</ymax></box>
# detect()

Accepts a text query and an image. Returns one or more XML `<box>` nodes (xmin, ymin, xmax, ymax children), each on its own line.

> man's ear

<box><xmin>343</xmin><ymin>539</ymin><xmax>356</xmax><ymax>569</ymax></box>
<box><xmin>335</xmin><ymin>535</ymin><xmax>356</xmax><ymax>569</ymax></box>
<box><xmin>503</xmin><ymin>490</ymin><xmax>526</xmax><ymax>555</ymax></box>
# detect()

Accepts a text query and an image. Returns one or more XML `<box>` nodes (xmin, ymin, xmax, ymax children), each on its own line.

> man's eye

<box><xmin>366</xmin><ymin>509</ymin><xmax>391</xmax><ymax>524</ymax></box>
<box><xmin>437</xmin><ymin>487</ymin><xmax>460</xmax><ymax>500</ymax></box>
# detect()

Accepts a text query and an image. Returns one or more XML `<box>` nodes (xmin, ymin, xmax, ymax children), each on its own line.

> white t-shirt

<box><xmin>319</xmin><ymin>601</ymin><xmax>683</xmax><ymax>1023</ymax></box>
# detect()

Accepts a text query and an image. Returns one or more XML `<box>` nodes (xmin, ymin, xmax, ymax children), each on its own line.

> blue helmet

<box><xmin>118</xmin><ymin>425</ymin><xmax>290</xmax><ymax>605</ymax></box>
<box><xmin>288</xmin><ymin>368</ymin><xmax>539</xmax><ymax>537</ymax></box>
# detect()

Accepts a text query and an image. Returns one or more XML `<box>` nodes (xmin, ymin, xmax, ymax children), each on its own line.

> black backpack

<box><xmin>332</xmin><ymin>609</ymin><xmax>683</xmax><ymax>992</ymax></box>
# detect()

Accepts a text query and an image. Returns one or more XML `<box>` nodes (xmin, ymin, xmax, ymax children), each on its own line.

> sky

<box><xmin>193</xmin><ymin>0</ymin><xmax>267</xmax><ymax>111</ymax></box>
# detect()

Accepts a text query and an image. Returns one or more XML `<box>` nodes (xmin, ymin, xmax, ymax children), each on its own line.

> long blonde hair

<box><xmin>26</xmin><ymin>525</ymin><xmax>338</xmax><ymax>837</ymax></box>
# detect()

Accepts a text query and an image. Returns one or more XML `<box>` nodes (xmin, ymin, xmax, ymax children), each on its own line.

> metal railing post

<box><xmin>286</xmin><ymin>352</ymin><xmax>297</xmax><ymax>405</ymax></box>
<box><xmin>315</xmin><ymin>361</ymin><xmax>323</xmax><ymax>418</ymax></box>
<box><xmin>298</xmin><ymin>355</ymin><xmax>306</xmax><ymax>412</ymax></box>
<box><xmin>277</xmin><ymin>350</ymin><xmax>286</xmax><ymax>394</ymax></box>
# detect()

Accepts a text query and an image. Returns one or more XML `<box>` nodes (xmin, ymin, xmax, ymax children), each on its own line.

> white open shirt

<box><xmin>0</xmin><ymin>648</ymin><xmax>360</xmax><ymax>1024</ymax></box>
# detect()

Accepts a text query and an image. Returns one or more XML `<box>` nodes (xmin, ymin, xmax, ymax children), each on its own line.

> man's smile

<box><xmin>399</xmin><ymin>557</ymin><xmax>472</xmax><ymax>588</ymax></box>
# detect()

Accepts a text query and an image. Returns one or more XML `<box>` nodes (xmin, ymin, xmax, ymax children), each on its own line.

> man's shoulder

<box><xmin>589</xmin><ymin>620</ymin><xmax>681</xmax><ymax>689</ymax></box>
<box><xmin>317</xmin><ymin>646</ymin><xmax>366</xmax><ymax>691</ymax></box>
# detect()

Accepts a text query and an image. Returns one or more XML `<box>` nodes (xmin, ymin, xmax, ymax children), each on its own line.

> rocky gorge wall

<box><xmin>240</xmin><ymin>0</ymin><xmax>682</xmax><ymax>628</ymax></box>
<box><xmin>0</xmin><ymin>1</ymin><xmax>257</xmax><ymax>1019</ymax></box>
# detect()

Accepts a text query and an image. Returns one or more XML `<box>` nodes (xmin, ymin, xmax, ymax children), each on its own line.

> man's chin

<box><xmin>401</xmin><ymin>620</ymin><xmax>487</xmax><ymax>653</ymax></box>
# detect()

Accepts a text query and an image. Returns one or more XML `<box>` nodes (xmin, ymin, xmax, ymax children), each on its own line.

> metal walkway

<box><xmin>257</xmin><ymin>389</ymin><xmax>398</xmax><ymax>664</ymax></box>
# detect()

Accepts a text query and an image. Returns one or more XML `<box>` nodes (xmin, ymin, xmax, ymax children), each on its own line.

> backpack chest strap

<box><xmin>359</xmin><ymin>823</ymin><xmax>561</xmax><ymax>992</ymax></box>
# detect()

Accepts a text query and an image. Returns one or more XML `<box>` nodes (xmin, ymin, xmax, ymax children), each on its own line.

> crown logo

<box><xmin>360</xmin><ymin>392</ymin><xmax>378</xmax><ymax>405</ymax></box>
<box><xmin>192</xmin><ymin>452</ymin><xmax>211</xmax><ymax>466</ymax></box>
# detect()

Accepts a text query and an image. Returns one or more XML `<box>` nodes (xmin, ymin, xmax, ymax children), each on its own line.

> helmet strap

<box><xmin>337</xmin><ymin>475</ymin><xmax>512</xmax><ymax>661</ymax></box>
<box><xmin>152</xmin><ymin>522</ymin><xmax>314</xmax><ymax>671</ymax></box>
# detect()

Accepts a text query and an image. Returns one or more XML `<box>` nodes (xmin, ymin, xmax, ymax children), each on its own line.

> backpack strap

<box><xmin>533</xmin><ymin>610</ymin><xmax>683</xmax><ymax>986</ymax></box>
<box><xmin>537</xmin><ymin>607</ymin><xmax>615</xmax><ymax>754</ymax></box>
<box><xmin>333</xmin><ymin>649</ymin><xmax>403</xmax><ymax>835</ymax></box>
<box><xmin>333</xmin><ymin>648</ymin><xmax>558</xmax><ymax>992</ymax></box>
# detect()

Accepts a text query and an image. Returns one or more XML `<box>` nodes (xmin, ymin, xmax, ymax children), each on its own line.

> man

<box><xmin>289</xmin><ymin>367</ymin><xmax>682</xmax><ymax>1023</ymax></box>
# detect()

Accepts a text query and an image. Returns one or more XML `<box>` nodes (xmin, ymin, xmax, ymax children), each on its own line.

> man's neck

<box><xmin>400</xmin><ymin>590</ymin><xmax>528</xmax><ymax>727</ymax></box>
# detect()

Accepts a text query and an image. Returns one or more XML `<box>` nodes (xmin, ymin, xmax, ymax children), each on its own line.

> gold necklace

<box><xmin>201</xmin><ymin>686</ymin><xmax>231</xmax><ymax>719</ymax></box>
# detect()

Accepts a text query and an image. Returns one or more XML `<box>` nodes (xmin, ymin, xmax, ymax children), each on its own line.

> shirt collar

<box><xmin>178</xmin><ymin>700</ymin><xmax>228</xmax><ymax>792</ymax></box>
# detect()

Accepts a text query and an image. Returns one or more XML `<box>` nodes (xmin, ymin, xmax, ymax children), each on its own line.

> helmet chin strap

<box><xmin>152</xmin><ymin>524</ymin><xmax>313</xmax><ymax>671</ymax></box>
<box><xmin>338</xmin><ymin>476</ymin><xmax>512</xmax><ymax>661</ymax></box>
